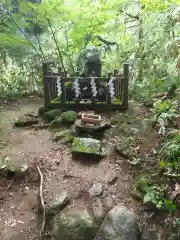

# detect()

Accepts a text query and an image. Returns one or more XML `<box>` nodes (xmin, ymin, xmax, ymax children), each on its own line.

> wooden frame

<box><xmin>43</xmin><ymin>62</ymin><xmax>129</xmax><ymax>111</ymax></box>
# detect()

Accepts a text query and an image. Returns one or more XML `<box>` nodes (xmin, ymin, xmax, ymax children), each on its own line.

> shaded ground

<box><xmin>0</xmin><ymin>98</ymin><xmax>179</xmax><ymax>240</ymax></box>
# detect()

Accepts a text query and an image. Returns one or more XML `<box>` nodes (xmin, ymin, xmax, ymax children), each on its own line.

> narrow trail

<box><xmin>0</xmin><ymin>98</ymin><xmax>175</xmax><ymax>240</ymax></box>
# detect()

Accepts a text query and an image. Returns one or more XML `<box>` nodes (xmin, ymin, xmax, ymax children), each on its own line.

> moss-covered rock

<box><xmin>96</xmin><ymin>205</ymin><xmax>139</xmax><ymax>240</ymax></box>
<box><xmin>135</xmin><ymin>176</ymin><xmax>150</xmax><ymax>193</ymax></box>
<box><xmin>51</xmin><ymin>207</ymin><xmax>97</xmax><ymax>240</ymax></box>
<box><xmin>44</xmin><ymin>109</ymin><xmax>62</xmax><ymax>121</ymax></box>
<box><xmin>115</xmin><ymin>136</ymin><xmax>136</xmax><ymax>159</ymax></box>
<box><xmin>61</xmin><ymin>111</ymin><xmax>77</xmax><ymax>124</ymax></box>
<box><xmin>111</xmin><ymin>108</ymin><xmax>151</xmax><ymax>138</ymax></box>
<box><xmin>50</xmin><ymin>117</ymin><xmax>63</xmax><ymax>128</ymax></box>
<box><xmin>38</xmin><ymin>106</ymin><xmax>46</xmax><ymax>117</ymax></box>
<box><xmin>72</xmin><ymin>137</ymin><xmax>101</xmax><ymax>155</ymax></box>
<box><xmin>14</xmin><ymin>116</ymin><xmax>38</xmax><ymax>127</ymax></box>
<box><xmin>130</xmin><ymin>176</ymin><xmax>150</xmax><ymax>200</ymax></box>
<box><xmin>0</xmin><ymin>156</ymin><xmax>38</xmax><ymax>182</ymax></box>
<box><xmin>52</xmin><ymin>130</ymin><xmax>74</xmax><ymax>144</ymax></box>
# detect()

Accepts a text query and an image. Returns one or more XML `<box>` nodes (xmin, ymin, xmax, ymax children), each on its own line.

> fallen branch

<box><xmin>36</xmin><ymin>162</ymin><xmax>45</xmax><ymax>240</ymax></box>
<box><xmin>0</xmin><ymin>180</ymin><xmax>14</xmax><ymax>199</ymax></box>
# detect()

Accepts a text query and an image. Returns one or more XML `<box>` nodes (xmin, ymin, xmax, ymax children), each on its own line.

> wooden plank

<box><xmin>43</xmin><ymin>63</ymin><xmax>50</xmax><ymax>109</ymax></box>
<box><xmin>48</xmin><ymin>103</ymin><xmax>128</xmax><ymax>111</ymax></box>
<box><xmin>122</xmin><ymin>64</ymin><xmax>129</xmax><ymax>108</ymax></box>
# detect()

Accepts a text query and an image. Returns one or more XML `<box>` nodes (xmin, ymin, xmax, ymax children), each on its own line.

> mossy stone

<box><xmin>61</xmin><ymin>111</ymin><xmax>77</xmax><ymax>124</ymax></box>
<box><xmin>50</xmin><ymin>117</ymin><xmax>63</xmax><ymax>128</ymax></box>
<box><xmin>52</xmin><ymin>130</ymin><xmax>74</xmax><ymax>144</ymax></box>
<box><xmin>130</xmin><ymin>176</ymin><xmax>150</xmax><ymax>200</ymax></box>
<box><xmin>38</xmin><ymin>106</ymin><xmax>46</xmax><ymax>117</ymax></box>
<box><xmin>72</xmin><ymin>137</ymin><xmax>101</xmax><ymax>155</ymax></box>
<box><xmin>51</xmin><ymin>208</ymin><xmax>97</xmax><ymax>240</ymax></box>
<box><xmin>44</xmin><ymin>109</ymin><xmax>62</xmax><ymax>121</ymax></box>
<box><xmin>14</xmin><ymin>116</ymin><xmax>38</xmax><ymax>127</ymax></box>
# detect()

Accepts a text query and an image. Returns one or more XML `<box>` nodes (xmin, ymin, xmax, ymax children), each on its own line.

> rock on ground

<box><xmin>108</xmin><ymin>171</ymin><xmax>119</xmax><ymax>185</ymax></box>
<box><xmin>14</xmin><ymin>116</ymin><xmax>38</xmax><ymax>127</ymax></box>
<box><xmin>46</xmin><ymin>190</ymin><xmax>69</xmax><ymax>214</ymax></box>
<box><xmin>51</xmin><ymin>207</ymin><xmax>97</xmax><ymax>240</ymax></box>
<box><xmin>89</xmin><ymin>183</ymin><xmax>103</xmax><ymax>197</ymax></box>
<box><xmin>44</xmin><ymin>109</ymin><xmax>62</xmax><ymax>121</ymax></box>
<box><xmin>50</xmin><ymin>116</ymin><xmax>63</xmax><ymax>128</ymax></box>
<box><xmin>72</xmin><ymin>137</ymin><xmax>101</xmax><ymax>155</ymax></box>
<box><xmin>60</xmin><ymin>111</ymin><xmax>77</xmax><ymax>124</ymax></box>
<box><xmin>92</xmin><ymin>198</ymin><xmax>105</xmax><ymax>220</ymax></box>
<box><xmin>96</xmin><ymin>205</ymin><xmax>139</xmax><ymax>240</ymax></box>
<box><xmin>52</xmin><ymin>129</ymin><xmax>74</xmax><ymax>143</ymax></box>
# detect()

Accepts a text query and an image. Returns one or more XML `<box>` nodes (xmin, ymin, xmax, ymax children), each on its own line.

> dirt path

<box><xmin>0</xmin><ymin>98</ymin><xmax>177</xmax><ymax>240</ymax></box>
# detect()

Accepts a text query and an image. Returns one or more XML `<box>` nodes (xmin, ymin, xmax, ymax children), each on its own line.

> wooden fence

<box><xmin>43</xmin><ymin>62</ymin><xmax>129</xmax><ymax>111</ymax></box>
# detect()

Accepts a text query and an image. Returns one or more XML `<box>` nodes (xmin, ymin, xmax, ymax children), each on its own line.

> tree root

<box><xmin>36</xmin><ymin>162</ymin><xmax>46</xmax><ymax>240</ymax></box>
<box><xmin>0</xmin><ymin>180</ymin><xmax>14</xmax><ymax>199</ymax></box>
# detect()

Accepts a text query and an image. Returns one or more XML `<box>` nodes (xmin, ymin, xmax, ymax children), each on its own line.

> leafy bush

<box><xmin>160</xmin><ymin>134</ymin><xmax>180</xmax><ymax>177</ymax></box>
<box><xmin>160</xmin><ymin>134</ymin><xmax>180</xmax><ymax>162</ymax></box>
<box><xmin>133</xmin><ymin>177</ymin><xmax>176</xmax><ymax>211</ymax></box>
<box><xmin>0</xmin><ymin>0</ymin><xmax>180</xmax><ymax>99</ymax></box>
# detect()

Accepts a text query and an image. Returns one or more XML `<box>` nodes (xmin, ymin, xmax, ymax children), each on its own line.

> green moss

<box><xmin>112</xmin><ymin>98</ymin><xmax>121</xmax><ymax>104</ymax></box>
<box><xmin>50</xmin><ymin>116</ymin><xmax>63</xmax><ymax>128</ymax></box>
<box><xmin>72</xmin><ymin>137</ymin><xmax>101</xmax><ymax>154</ymax></box>
<box><xmin>130</xmin><ymin>176</ymin><xmax>150</xmax><ymax>201</ymax></box>
<box><xmin>44</xmin><ymin>109</ymin><xmax>62</xmax><ymax>121</ymax></box>
<box><xmin>135</xmin><ymin>176</ymin><xmax>150</xmax><ymax>193</ymax></box>
<box><xmin>52</xmin><ymin>130</ymin><xmax>74</xmax><ymax>143</ymax></box>
<box><xmin>61</xmin><ymin>111</ymin><xmax>77</xmax><ymax>124</ymax></box>
<box><xmin>14</xmin><ymin>116</ymin><xmax>38</xmax><ymax>127</ymax></box>
<box><xmin>52</xmin><ymin>208</ymin><xmax>97</xmax><ymax>240</ymax></box>
<box><xmin>51</xmin><ymin>96</ymin><xmax>62</xmax><ymax>104</ymax></box>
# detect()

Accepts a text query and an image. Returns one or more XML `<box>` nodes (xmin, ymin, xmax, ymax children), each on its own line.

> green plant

<box><xmin>159</xmin><ymin>134</ymin><xmax>180</xmax><ymax>176</ymax></box>
<box><xmin>153</xmin><ymin>100</ymin><xmax>177</xmax><ymax>123</ymax></box>
<box><xmin>143</xmin><ymin>185</ymin><xmax>176</xmax><ymax>211</ymax></box>
<box><xmin>160</xmin><ymin>134</ymin><xmax>180</xmax><ymax>162</ymax></box>
<box><xmin>143</xmin><ymin>185</ymin><xmax>165</xmax><ymax>209</ymax></box>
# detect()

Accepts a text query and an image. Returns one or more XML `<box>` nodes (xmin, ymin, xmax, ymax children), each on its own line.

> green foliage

<box><xmin>143</xmin><ymin>185</ymin><xmax>176</xmax><ymax>212</ymax></box>
<box><xmin>160</xmin><ymin>134</ymin><xmax>180</xmax><ymax>162</ymax></box>
<box><xmin>152</xmin><ymin>99</ymin><xmax>178</xmax><ymax>125</ymax></box>
<box><xmin>133</xmin><ymin>176</ymin><xmax>177</xmax><ymax>211</ymax></box>
<box><xmin>135</xmin><ymin>176</ymin><xmax>149</xmax><ymax>193</ymax></box>
<box><xmin>159</xmin><ymin>134</ymin><xmax>180</xmax><ymax>176</ymax></box>
<box><xmin>0</xmin><ymin>0</ymin><xmax>180</xmax><ymax>100</ymax></box>
<box><xmin>143</xmin><ymin>185</ymin><xmax>165</xmax><ymax>209</ymax></box>
<box><xmin>60</xmin><ymin>111</ymin><xmax>77</xmax><ymax>124</ymax></box>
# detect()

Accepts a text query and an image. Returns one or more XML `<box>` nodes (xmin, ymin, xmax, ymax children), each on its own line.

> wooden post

<box><xmin>42</xmin><ymin>62</ymin><xmax>50</xmax><ymax>109</ymax></box>
<box><xmin>107</xmin><ymin>72</ymin><xmax>112</xmax><ymax>104</ymax></box>
<box><xmin>122</xmin><ymin>64</ymin><xmax>129</xmax><ymax>109</ymax></box>
<box><xmin>113</xmin><ymin>69</ymin><xmax>118</xmax><ymax>76</ymax></box>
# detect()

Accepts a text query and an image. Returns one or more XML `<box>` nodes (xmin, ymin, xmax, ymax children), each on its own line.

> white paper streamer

<box><xmin>108</xmin><ymin>76</ymin><xmax>115</xmax><ymax>99</ymax></box>
<box><xmin>56</xmin><ymin>76</ymin><xmax>62</xmax><ymax>96</ymax></box>
<box><xmin>74</xmin><ymin>77</ymin><xmax>80</xmax><ymax>98</ymax></box>
<box><xmin>90</xmin><ymin>76</ymin><xmax>97</xmax><ymax>97</ymax></box>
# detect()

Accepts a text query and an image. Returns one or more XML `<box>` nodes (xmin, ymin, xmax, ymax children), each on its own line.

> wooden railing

<box><xmin>42</xmin><ymin>62</ymin><xmax>129</xmax><ymax>111</ymax></box>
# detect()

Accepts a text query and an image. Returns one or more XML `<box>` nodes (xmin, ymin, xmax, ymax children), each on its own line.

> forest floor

<box><xmin>0</xmin><ymin>97</ymin><xmax>179</xmax><ymax>240</ymax></box>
